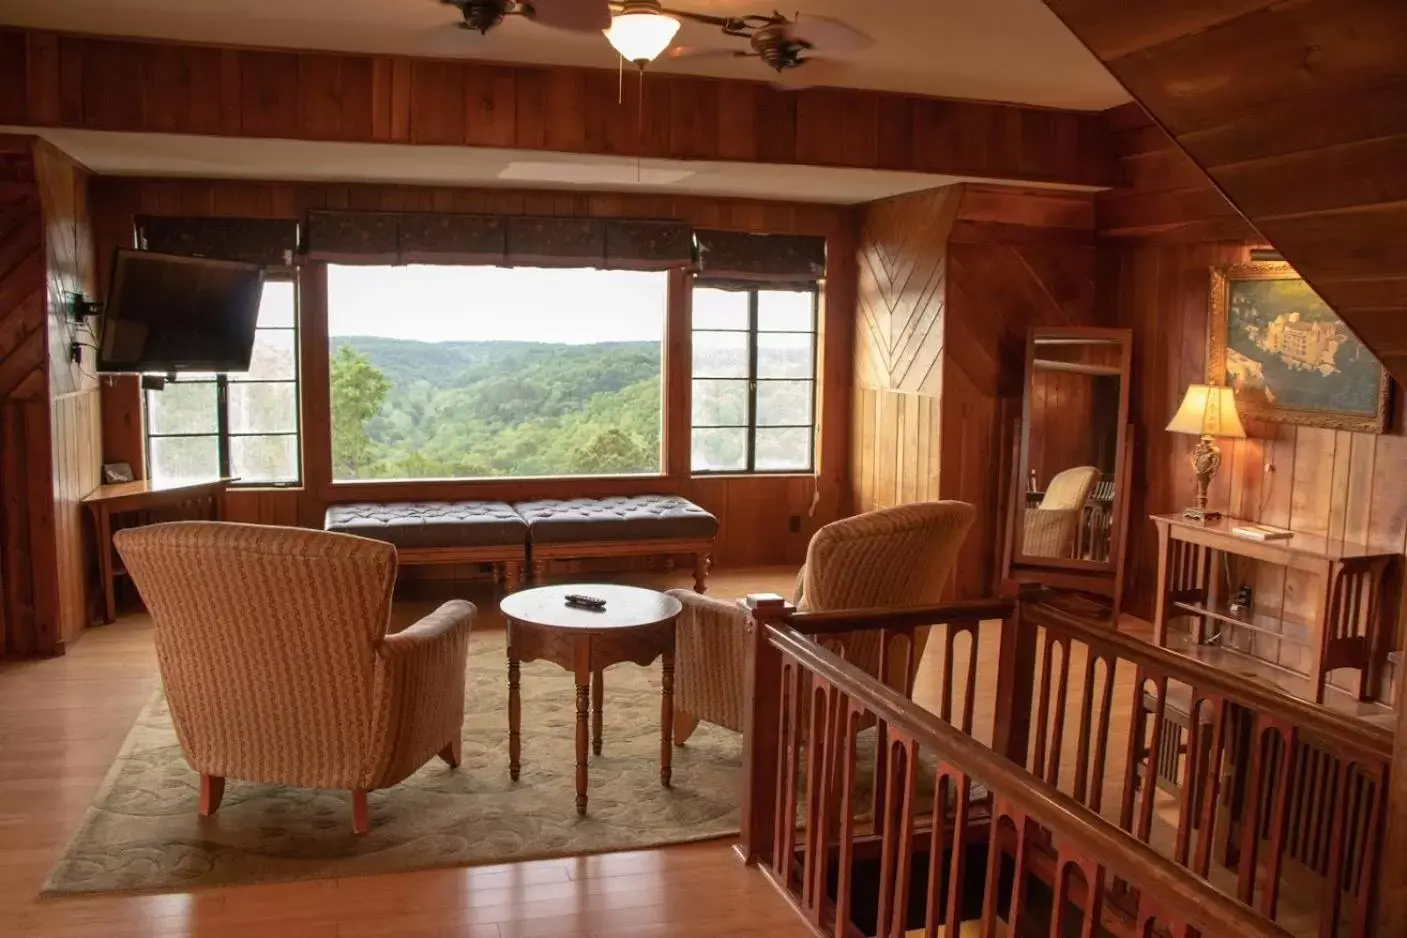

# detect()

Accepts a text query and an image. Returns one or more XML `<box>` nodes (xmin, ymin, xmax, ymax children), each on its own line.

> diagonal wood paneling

<box><xmin>852</xmin><ymin>183</ymin><xmax>1097</xmax><ymax>597</ymax></box>
<box><xmin>1041</xmin><ymin>0</ymin><xmax>1407</xmax><ymax>384</ymax></box>
<box><xmin>856</xmin><ymin>187</ymin><xmax>960</xmax><ymax>397</ymax></box>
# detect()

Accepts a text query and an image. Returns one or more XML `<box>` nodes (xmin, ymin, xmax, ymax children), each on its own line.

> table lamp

<box><xmin>1166</xmin><ymin>384</ymin><xmax>1245</xmax><ymax>522</ymax></box>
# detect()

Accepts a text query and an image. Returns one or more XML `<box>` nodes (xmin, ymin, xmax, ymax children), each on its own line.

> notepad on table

<box><xmin>1231</xmin><ymin>523</ymin><xmax>1293</xmax><ymax>541</ymax></box>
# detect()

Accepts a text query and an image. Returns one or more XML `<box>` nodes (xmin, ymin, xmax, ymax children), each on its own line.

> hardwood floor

<box><xmin>0</xmin><ymin>567</ymin><xmax>813</xmax><ymax>938</ymax></box>
<box><xmin>0</xmin><ymin>565</ymin><xmax>1343</xmax><ymax>937</ymax></box>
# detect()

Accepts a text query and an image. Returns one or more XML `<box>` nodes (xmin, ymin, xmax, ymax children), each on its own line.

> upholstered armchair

<box><xmin>1023</xmin><ymin>466</ymin><xmax>1100</xmax><ymax>559</ymax></box>
<box><xmin>114</xmin><ymin>521</ymin><xmax>475</xmax><ymax>834</ymax></box>
<box><xmin>666</xmin><ymin>501</ymin><xmax>975</xmax><ymax>741</ymax></box>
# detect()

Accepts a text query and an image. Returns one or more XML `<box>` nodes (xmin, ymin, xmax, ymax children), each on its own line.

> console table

<box><xmin>84</xmin><ymin>477</ymin><xmax>232</xmax><ymax>624</ymax></box>
<box><xmin>1151</xmin><ymin>513</ymin><xmax>1396</xmax><ymax>703</ymax></box>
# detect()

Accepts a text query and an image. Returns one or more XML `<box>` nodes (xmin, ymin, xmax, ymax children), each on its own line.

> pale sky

<box><xmin>326</xmin><ymin>265</ymin><xmax>666</xmax><ymax>344</ymax></box>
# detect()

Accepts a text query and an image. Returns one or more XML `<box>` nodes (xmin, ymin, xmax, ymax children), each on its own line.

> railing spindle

<box><xmin>1138</xmin><ymin>675</ymin><xmax>1168</xmax><ymax>842</ymax></box>
<box><xmin>1192</xmin><ymin>696</ymin><xmax>1229</xmax><ymax>879</ymax></box>
<box><xmin>832</xmin><ymin>699</ymin><xmax>858</xmax><ymax>938</ymax></box>
<box><xmin>1073</xmin><ymin>651</ymin><xmax>1098</xmax><ymax>804</ymax></box>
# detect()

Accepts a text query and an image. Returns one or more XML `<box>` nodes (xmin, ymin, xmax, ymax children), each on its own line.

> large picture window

<box><xmin>691</xmin><ymin>284</ymin><xmax>817</xmax><ymax>473</ymax></box>
<box><xmin>327</xmin><ymin>265</ymin><xmax>665</xmax><ymax>480</ymax></box>
<box><xmin>144</xmin><ymin>276</ymin><xmax>300</xmax><ymax>486</ymax></box>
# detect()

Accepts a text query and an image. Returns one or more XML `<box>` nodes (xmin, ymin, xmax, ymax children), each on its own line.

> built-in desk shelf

<box><xmin>1152</xmin><ymin>513</ymin><xmax>1397</xmax><ymax>705</ymax></box>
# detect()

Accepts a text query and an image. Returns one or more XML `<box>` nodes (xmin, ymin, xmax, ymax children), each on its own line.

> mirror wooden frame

<box><xmin>1001</xmin><ymin>326</ymin><xmax>1133</xmax><ymax>620</ymax></box>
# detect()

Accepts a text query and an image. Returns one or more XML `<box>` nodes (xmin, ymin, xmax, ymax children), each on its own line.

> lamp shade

<box><xmin>603</xmin><ymin>6</ymin><xmax>680</xmax><ymax>64</ymax></box>
<box><xmin>1167</xmin><ymin>384</ymin><xmax>1246</xmax><ymax>439</ymax></box>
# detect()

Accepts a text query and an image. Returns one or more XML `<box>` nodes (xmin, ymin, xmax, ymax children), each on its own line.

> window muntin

<box><xmin>690</xmin><ymin>284</ymin><xmax>817</xmax><ymax>474</ymax></box>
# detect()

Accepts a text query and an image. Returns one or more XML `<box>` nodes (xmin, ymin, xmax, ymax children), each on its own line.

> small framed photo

<box><xmin>103</xmin><ymin>462</ymin><xmax>135</xmax><ymax>484</ymax></box>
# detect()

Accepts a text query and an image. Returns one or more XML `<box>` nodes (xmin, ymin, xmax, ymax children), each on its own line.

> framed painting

<box><xmin>1207</xmin><ymin>262</ymin><xmax>1390</xmax><ymax>433</ymax></box>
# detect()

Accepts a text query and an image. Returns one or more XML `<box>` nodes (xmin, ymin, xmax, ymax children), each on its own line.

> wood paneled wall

<box><xmin>852</xmin><ymin>186</ymin><xmax>958</xmax><ymax>517</ymax></box>
<box><xmin>1026</xmin><ymin>369</ymin><xmax>1104</xmax><ymax>488</ymax></box>
<box><xmin>1104</xmin><ymin>237</ymin><xmax>1407</xmax><ymax>681</ymax></box>
<box><xmin>0</xmin><ymin>27</ymin><xmax>1118</xmax><ymax>189</ymax></box>
<box><xmin>852</xmin><ymin>183</ymin><xmax>1097</xmax><ymax>598</ymax></box>
<box><xmin>1095</xmin><ymin>111</ymin><xmax>1407</xmax><ymax>694</ymax></box>
<box><xmin>34</xmin><ymin>140</ymin><xmax>101</xmax><ymax>647</ymax></box>
<box><xmin>90</xmin><ymin>176</ymin><xmax>856</xmax><ymax>569</ymax></box>
<box><xmin>0</xmin><ymin>135</ymin><xmax>99</xmax><ymax>656</ymax></box>
<box><xmin>1042</xmin><ymin>0</ymin><xmax>1407</xmax><ymax>385</ymax></box>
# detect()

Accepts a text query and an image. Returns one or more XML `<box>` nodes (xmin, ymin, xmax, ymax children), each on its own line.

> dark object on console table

<box><xmin>324</xmin><ymin>500</ymin><xmax>528</xmax><ymax>590</ymax></box>
<box><xmin>1151</xmin><ymin>512</ymin><xmax>1397</xmax><ymax>704</ymax></box>
<box><xmin>84</xmin><ymin>477</ymin><xmax>233</xmax><ymax>625</ymax></box>
<box><xmin>513</xmin><ymin>495</ymin><xmax>717</xmax><ymax>593</ymax></box>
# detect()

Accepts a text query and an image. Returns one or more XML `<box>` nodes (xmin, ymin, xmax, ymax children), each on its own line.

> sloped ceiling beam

<box><xmin>1039</xmin><ymin>0</ymin><xmax>1407</xmax><ymax>384</ymax></box>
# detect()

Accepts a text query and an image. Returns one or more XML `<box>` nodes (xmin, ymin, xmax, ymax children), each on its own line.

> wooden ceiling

<box><xmin>1039</xmin><ymin>0</ymin><xmax>1407</xmax><ymax>384</ymax></box>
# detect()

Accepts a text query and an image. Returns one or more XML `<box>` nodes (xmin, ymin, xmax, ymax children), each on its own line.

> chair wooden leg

<box><xmin>674</xmin><ymin>710</ymin><xmax>700</xmax><ymax>747</ymax></box>
<box><xmin>352</xmin><ymin>788</ymin><xmax>370</xmax><ymax>835</ymax></box>
<box><xmin>199</xmin><ymin>774</ymin><xmax>225</xmax><ymax>816</ymax></box>
<box><xmin>439</xmin><ymin>740</ymin><xmax>461</xmax><ymax>768</ymax></box>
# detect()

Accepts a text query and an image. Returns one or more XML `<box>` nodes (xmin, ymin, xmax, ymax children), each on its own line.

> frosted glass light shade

<box><xmin>1167</xmin><ymin>384</ymin><xmax>1246</xmax><ymax>438</ymax></box>
<box><xmin>604</xmin><ymin>10</ymin><xmax>680</xmax><ymax>64</ymax></box>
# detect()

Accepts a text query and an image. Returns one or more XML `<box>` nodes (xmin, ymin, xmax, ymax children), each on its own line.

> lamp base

<box><xmin>1181</xmin><ymin>506</ymin><xmax>1222</xmax><ymax>523</ymax></box>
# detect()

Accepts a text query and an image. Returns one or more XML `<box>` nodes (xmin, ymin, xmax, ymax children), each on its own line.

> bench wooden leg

<box><xmin>504</xmin><ymin>561</ymin><xmax>524</xmax><ymax>592</ymax></box>
<box><xmin>532</xmin><ymin>559</ymin><xmax>548</xmax><ymax>584</ymax></box>
<box><xmin>692</xmin><ymin>553</ymin><xmax>710</xmax><ymax>593</ymax></box>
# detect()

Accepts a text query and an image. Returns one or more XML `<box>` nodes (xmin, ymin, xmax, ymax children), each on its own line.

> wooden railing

<box><xmin>1014</xmin><ymin>600</ymin><xmax>1393</xmax><ymax>938</ymax></box>
<box><xmin>738</xmin><ymin>596</ymin><xmax>1294</xmax><ymax>938</ymax></box>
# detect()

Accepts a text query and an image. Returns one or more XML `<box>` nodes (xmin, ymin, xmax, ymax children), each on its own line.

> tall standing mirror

<box><xmin>1003</xmin><ymin>327</ymin><xmax>1133</xmax><ymax>619</ymax></box>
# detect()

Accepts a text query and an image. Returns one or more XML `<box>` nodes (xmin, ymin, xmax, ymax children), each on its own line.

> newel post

<box><xmin>993</xmin><ymin>583</ymin><xmax>1041</xmax><ymax>767</ymax></box>
<box><xmin>737</xmin><ymin>593</ymin><xmax>793</xmax><ymax>866</ymax></box>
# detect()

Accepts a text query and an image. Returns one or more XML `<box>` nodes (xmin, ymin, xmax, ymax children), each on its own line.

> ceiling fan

<box><xmin>438</xmin><ymin>0</ymin><xmax>873</xmax><ymax>82</ymax></box>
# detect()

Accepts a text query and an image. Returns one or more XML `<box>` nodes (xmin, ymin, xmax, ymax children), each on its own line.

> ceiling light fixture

<box><xmin>604</xmin><ymin>0</ymin><xmax>681</xmax><ymax>66</ymax></box>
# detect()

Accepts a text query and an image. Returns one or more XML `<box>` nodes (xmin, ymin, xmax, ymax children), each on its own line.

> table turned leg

<box><xmin>97</xmin><ymin>507</ymin><xmax>116</xmax><ymax>625</ymax></box>
<box><xmin>508</xmin><ymin>650</ymin><xmax>522</xmax><ymax>782</ymax></box>
<box><xmin>660</xmin><ymin>650</ymin><xmax>674</xmax><ymax>788</ymax></box>
<box><xmin>575</xmin><ymin>679</ymin><xmax>590</xmax><ymax>815</ymax></box>
<box><xmin>591</xmin><ymin>668</ymin><xmax>604</xmax><ymax>756</ymax></box>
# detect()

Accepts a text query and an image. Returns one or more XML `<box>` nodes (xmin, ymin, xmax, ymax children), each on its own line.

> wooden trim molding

<box><xmin>0</xmin><ymin>28</ymin><xmax>1120</xmax><ymax>189</ymax></box>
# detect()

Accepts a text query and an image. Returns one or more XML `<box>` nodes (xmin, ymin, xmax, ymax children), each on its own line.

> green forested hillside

<box><xmin>330</xmin><ymin>336</ymin><xmax>663</xmax><ymax>479</ymax></box>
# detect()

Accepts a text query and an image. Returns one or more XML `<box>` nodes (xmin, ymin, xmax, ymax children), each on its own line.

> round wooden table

<box><xmin>501</xmin><ymin>584</ymin><xmax>683</xmax><ymax>815</ymax></box>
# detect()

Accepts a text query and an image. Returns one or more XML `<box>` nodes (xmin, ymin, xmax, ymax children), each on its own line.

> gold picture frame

<box><xmin>1207</xmin><ymin>261</ymin><xmax>1390</xmax><ymax>433</ymax></box>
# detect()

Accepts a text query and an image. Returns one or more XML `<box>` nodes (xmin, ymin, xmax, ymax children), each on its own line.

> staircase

<box><xmin>731</xmin><ymin>596</ymin><xmax>1366</xmax><ymax>938</ymax></box>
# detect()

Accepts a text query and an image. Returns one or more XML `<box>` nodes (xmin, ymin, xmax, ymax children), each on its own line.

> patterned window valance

<box><xmin>136</xmin><ymin>216</ymin><xmax>299</xmax><ymax>266</ymax></box>
<box><xmin>695</xmin><ymin>230</ymin><xmax>826</xmax><ymax>283</ymax></box>
<box><xmin>305</xmin><ymin>211</ymin><xmax>693</xmax><ymax>270</ymax></box>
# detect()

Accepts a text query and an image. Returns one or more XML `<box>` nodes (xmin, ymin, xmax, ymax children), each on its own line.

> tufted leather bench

<box><xmin>324</xmin><ymin>500</ymin><xmax>528</xmax><ymax>589</ymax></box>
<box><xmin>513</xmin><ymin>495</ymin><xmax>718</xmax><ymax>592</ymax></box>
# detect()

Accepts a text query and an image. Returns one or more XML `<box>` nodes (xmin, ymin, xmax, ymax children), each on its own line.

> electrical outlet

<box><xmin>788</xmin><ymin>515</ymin><xmax>802</xmax><ymax>534</ymax></box>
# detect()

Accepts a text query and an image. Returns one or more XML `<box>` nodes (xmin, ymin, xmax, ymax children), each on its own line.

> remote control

<box><xmin>564</xmin><ymin>593</ymin><xmax>607</xmax><ymax>610</ymax></box>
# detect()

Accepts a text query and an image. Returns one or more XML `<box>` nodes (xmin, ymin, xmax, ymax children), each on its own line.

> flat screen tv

<box><xmin>97</xmin><ymin>249</ymin><xmax>266</xmax><ymax>374</ymax></box>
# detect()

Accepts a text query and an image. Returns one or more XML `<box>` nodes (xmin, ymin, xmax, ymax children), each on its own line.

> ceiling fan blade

<box><xmin>785</xmin><ymin>15</ymin><xmax>873</xmax><ymax>53</ymax></box>
<box><xmin>666</xmin><ymin>45</ymin><xmax>751</xmax><ymax>61</ymax></box>
<box><xmin>770</xmin><ymin>57</ymin><xmax>855</xmax><ymax>91</ymax></box>
<box><xmin>529</xmin><ymin>0</ymin><xmax>611</xmax><ymax>31</ymax></box>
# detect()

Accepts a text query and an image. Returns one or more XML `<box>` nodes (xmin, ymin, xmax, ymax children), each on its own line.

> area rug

<box><xmin>44</xmin><ymin>631</ymin><xmax>743</xmax><ymax>896</ymax></box>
